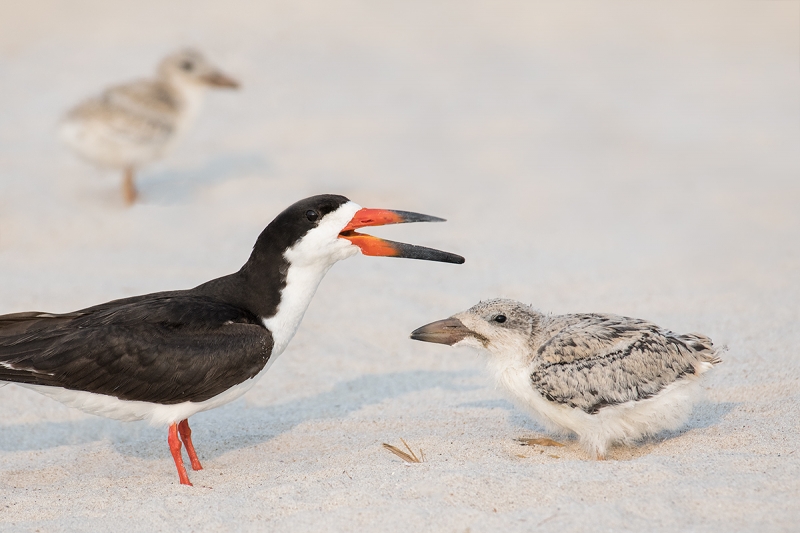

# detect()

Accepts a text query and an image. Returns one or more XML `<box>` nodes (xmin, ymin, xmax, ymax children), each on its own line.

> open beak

<box><xmin>339</xmin><ymin>208</ymin><xmax>464</xmax><ymax>264</ymax></box>
<box><xmin>200</xmin><ymin>71</ymin><xmax>240</xmax><ymax>88</ymax></box>
<box><xmin>410</xmin><ymin>317</ymin><xmax>473</xmax><ymax>345</ymax></box>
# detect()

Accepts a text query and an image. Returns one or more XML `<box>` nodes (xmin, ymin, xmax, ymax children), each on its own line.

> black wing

<box><xmin>531</xmin><ymin>314</ymin><xmax>719</xmax><ymax>414</ymax></box>
<box><xmin>0</xmin><ymin>292</ymin><xmax>273</xmax><ymax>404</ymax></box>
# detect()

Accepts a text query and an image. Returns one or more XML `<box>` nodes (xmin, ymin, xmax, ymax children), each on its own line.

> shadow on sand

<box><xmin>138</xmin><ymin>152</ymin><xmax>270</xmax><ymax>204</ymax></box>
<box><xmin>0</xmin><ymin>369</ymin><xmax>478</xmax><ymax>460</ymax></box>
<box><xmin>458</xmin><ymin>397</ymin><xmax>739</xmax><ymax>460</ymax></box>
<box><xmin>1</xmin><ymin>375</ymin><xmax>735</xmax><ymax>463</ymax></box>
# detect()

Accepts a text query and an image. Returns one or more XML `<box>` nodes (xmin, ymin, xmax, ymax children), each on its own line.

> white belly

<box><xmin>9</xmin><ymin>355</ymin><xmax>279</xmax><ymax>427</ymax></box>
<box><xmin>490</xmin><ymin>358</ymin><xmax>704</xmax><ymax>458</ymax></box>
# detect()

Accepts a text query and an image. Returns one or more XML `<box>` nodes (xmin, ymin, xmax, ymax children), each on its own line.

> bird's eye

<box><xmin>494</xmin><ymin>315</ymin><xmax>507</xmax><ymax>323</ymax></box>
<box><xmin>181</xmin><ymin>60</ymin><xmax>194</xmax><ymax>71</ymax></box>
<box><xmin>306</xmin><ymin>210</ymin><xmax>319</xmax><ymax>222</ymax></box>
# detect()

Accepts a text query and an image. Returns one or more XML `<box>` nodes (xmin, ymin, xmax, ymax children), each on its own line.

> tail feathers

<box><xmin>677</xmin><ymin>332</ymin><xmax>722</xmax><ymax>362</ymax></box>
<box><xmin>673</xmin><ymin>332</ymin><xmax>722</xmax><ymax>375</ymax></box>
<box><xmin>1</xmin><ymin>312</ymin><xmax>85</xmax><ymax>386</ymax></box>
<box><xmin>679</xmin><ymin>332</ymin><xmax>713</xmax><ymax>350</ymax></box>
<box><xmin>708</xmin><ymin>350</ymin><xmax>724</xmax><ymax>366</ymax></box>
<box><xmin>0</xmin><ymin>311</ymin><xmax>83</xmax><ymax>338</ymax></box>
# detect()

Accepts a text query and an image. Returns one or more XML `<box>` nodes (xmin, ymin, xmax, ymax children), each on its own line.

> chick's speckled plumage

<box><xmin>412</xmin><ymin>299</ymin><xmax>721</xmax><ymax>458</ymax></box>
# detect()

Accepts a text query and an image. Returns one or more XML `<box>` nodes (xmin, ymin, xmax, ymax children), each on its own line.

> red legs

<box><xmin>168</xmin><ymin>423</ymin><xmax>192</xmax><ymax>486</ymax></box>
<box><xmin>178</xmin><ymin>419</ymin><xmax>203</xmax><ymax>471</ymax></box>
<box><xmin>167</xmin><ymin>419</ymin><xmax>203</xmax><ymax>486</ymax></box>
<box><xmin>122</xmin><ymin>167</ymin><xmax>138</xmax><ymax>205</ymax></box>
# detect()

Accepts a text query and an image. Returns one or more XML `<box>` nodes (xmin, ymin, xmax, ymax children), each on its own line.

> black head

<box><xmin>202</xmin><ymin>194</ymin><xmax>463</xmax><ymax>319</ymax></box>
<box><xmin>245</xmin><ymin>194</ymin><xmax>465</xmax><ymax>269</ymax></box>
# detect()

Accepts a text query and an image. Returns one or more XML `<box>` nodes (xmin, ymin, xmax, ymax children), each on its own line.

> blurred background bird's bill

<box><xmin>0</xmin><ymin>1</ymin><xmax>798</xmax><ymax>531</ymax></box>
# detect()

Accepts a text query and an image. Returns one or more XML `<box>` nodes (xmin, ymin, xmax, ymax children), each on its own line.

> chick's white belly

<box><xmin>491</xmin><ymin>358</ymin><xmax>703</xmax><ymax>455</ymax></box>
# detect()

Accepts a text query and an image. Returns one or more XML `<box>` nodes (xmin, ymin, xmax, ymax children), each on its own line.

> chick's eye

<box><xmin>493</xmin><ymin>314</ymin><xmax>507</xmax><ymax>324</ymax></box>
<box><xmin>181</xmin><ymin>60</ymin><xmax>194</xmax><ymax>71</ymax></box>
<box><xmin>306</xmin><ymin>210</ymin><xmax>319</xmax><ymax>222</ymax></box>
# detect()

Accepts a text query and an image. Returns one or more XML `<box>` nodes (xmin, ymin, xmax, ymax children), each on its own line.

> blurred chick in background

<box><xmin>60</xmin><ymin>49</ymin><xmax>239</xmax><ymax>205</ymax></box>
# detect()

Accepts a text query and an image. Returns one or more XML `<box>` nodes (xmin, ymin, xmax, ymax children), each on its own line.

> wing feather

<box><xmin>0</xmin><ymin>293</ymin><xmax>273</xmax><ymax>404</ymax></box>
<box><xmin>532</xmin><ymin>314</ymin><xmax>719</xmax><ymax>413</ymax></box>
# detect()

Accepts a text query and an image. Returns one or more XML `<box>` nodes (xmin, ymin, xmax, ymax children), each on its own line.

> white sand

<box><xmin>1</xmin><ymin>1</ymin><xmax>799</xmax><ymax>531</ymax></box>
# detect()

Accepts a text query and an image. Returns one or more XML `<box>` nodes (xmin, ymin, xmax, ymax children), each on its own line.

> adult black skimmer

<box><xmin>411</xmin><ymin>299</ymin><xmax>721</xmax><ymax>459</ymax></box>
<box><xmin>0</xmin><ymin>194</ymin><xmax>464</xmax><ymax>485</ymax></box>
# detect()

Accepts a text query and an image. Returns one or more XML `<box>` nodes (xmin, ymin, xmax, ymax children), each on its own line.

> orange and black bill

<box><xmin>339</xmin><ymin>208</ymin><xmax>465</xmax><ymax>264</ymax></box>
<box><xmin>410</xmin><ymin>318</ymin><xmax>474</xmax><ymax>345</ymax></box>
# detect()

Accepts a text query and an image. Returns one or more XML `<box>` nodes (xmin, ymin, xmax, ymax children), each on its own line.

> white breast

<box><xmin>15</xmin><ymin>375</ymin><xmax>266</xmax><ymax>426</ymax></box>
<box><xmin>262</xmin><ymin>201</ymin><xmax>361</xmax><ymax>356</ymax></box>
<box><xmin>487</xmin><ymin>355</ymin><xmax>706</xmax><ymax>458</ymax></box>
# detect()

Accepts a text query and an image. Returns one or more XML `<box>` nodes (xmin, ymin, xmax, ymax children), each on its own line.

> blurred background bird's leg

<box><xmin>122</xmin><ymin>166</ymin><xmax>138</xmax><ymax>205</ymax></box>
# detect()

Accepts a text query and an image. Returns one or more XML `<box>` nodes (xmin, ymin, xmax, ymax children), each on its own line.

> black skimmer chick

<box><xmin>0</xmin><ymin>195</ymin><xmax>464</xmax><ymax>485</ymax></box>
<box><xmin>411</xmin><ymin>299</ymin><xmax>721</xmax><ymax>459</ymax></box>
<box><xmin>60</xmin><ymin>48</ymin><xmax>239</xmax><ymax>205</ymax></box>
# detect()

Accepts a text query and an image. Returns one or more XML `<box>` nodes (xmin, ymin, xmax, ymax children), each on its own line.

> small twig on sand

<box><xmin>516</xmin><ymin>437</ymin><xmax>565</xmax><ymax>447</ymax></box>
<box><xmin>383</xmin><ymin>438</ymin><xmax>425</xmax><ymax>463</ymax></box>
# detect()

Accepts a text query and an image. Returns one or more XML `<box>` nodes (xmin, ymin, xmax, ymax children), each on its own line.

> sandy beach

<box><xmin>1</xmin><ymin>1</ymin><xmax>799</xmax><ymax>531</ymax></box>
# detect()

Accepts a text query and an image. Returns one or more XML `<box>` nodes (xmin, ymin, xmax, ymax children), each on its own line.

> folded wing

<box><xmin>0</xmin><ymin>293</ymin><xmax>273</xmax><ymax>404</ymax></box>
<box><xmin>532</xmin><ymin>314</ymin><xmax>719</xmax><ymax>414</ymax></box>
